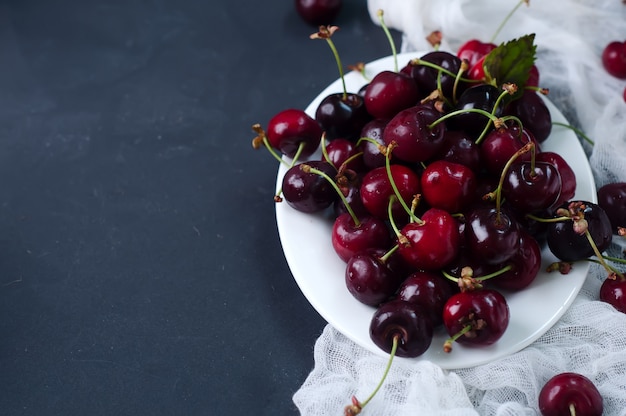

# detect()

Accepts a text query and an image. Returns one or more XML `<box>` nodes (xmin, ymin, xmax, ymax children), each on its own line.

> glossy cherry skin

<box><xmin>602</xmin><ymin>40</ymin><xmax>626</xmax><ymax>79</ymax></box>
<box><xmin>364</xmin><ymin>70</ymin><xmax>420</xmax><ymax>120</ymax></box>
<box><xmin>282</xmin><ymin>160</ymin><xmax>337</xmax><ymax>213</ymax></box>
<box><xmin>600</xmin><ymin>277</ymin><xmax>626</xmax><ymax>313</ymax></box>
<box><xmin>448</xmin><ymin>84</ymin><xmax>504</xmax><ymax>139</ymax></box>
<box><xmin>401</xmin><ymin>51</ymin><xmax>468</xmax><ymax>100</ymax></box>
<box><xmin>434</xmin><ymin>130</ymin><xmax>482</xmax><ymax>173</ymax></box>
<box><xmin>546</xmin><ymin>201</ymin><xmax>613</xmax><ymax>262</ymax></box>
<box><xmin>490</xmin><ymin>229</ymin><xmax>541</xmax><ymax>291</ymax></box>
<box><xmin>457</xmin><ymin>39</ymin><xmax>496</xmax><ymax>68</ymax></box>
<box><xmin>536</xmin><ymin>151</ymin><xmax>576</xmax><ymax>209</ymax></box>
<box><xmin>480</xmin><ymin>123</ymin><xmax>539</xmax><ymax>176</ymax></box>
<box><xmin>266</xmin><ymin>108</ymin><xmax>322</xmax><ymax>159</ymax></box>
<box><xmin>442</xmin><ymin>289</ymin><xmax>510</xmax><ymax>347</ymax></box>
<box><xmin>420</xmin><ymin>160</ymin><xmax>477</xmax><ymax>213</ymax></box>
<box><xmin>504</xmin><ymin>90</ymin><xmax>552</xmax><ymax>143</ymax></box>
<box><xmin>502</xmin><ymin>160</ymin><xmax>562</xmax><ymax>214</ymax></box>
<box><xmin>398</xmin><ymin>208</ymin><xmax>460</xmax><ymax>271</ymax></box>
<box><xmin>315</xmin><ymin>92</ymin><xmax>371</xmax><ymax>142</ymax></box>
<box><xmin>323</xmin><ymin>138</ymin><xmax>365</xmax><ymax>172</ymax></box>
<box><xmin>465</xmin><ymin>206</ymin><xmax>521</xmax><ymax>265</ymax></box>
<box><xmin>396</xmin><ymin>271</ymin><xmax>454</xmax><ymax>326</ymax></box>
<box><xmin>359</xmin><ymin>118</ymin><xmax>391</xmax><ymax>170</ymax></box>
<box><xmin>597</xmin><ymin>182</ymin><xmax>626</xmax><ymax>232</ymax></box>
<box><xmin>360</xmin><ymin>164</ymin><xmax>420</xmax><ymax>222</ymax></box>
<box><xmin>369</xmin><ymin>299</ymin><xmax>434</xmax><ymax>357</ymax></box>
<box><xmin>332</xmin><ymin>212</ymin><xmax>392</xmax><ymax>263</ymax></box>
<box><xmin>295</xmin><ymin>0</ymin><xmax>342</xmax><ymax>26</ymax></box>
<box><xmin>345</xmin><ymin>250</ymin><xmax>403</xmax><ymax>307</ymax></box>
<box><xmin>382</xmin><ymin>104</ymin><xmax>447</xmax><ymax>163</ymax></box>
<box><xmin>538</xmin><ymin>372</ymin><xmax>603</xmax><ymax>416</ymax></box>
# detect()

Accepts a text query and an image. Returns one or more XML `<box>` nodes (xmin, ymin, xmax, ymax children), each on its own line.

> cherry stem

<box><xmin>313</xmin><ymin>27</ymin><xmax>348</xmax><ymax>100</ymax></box>
<box><xmin>384</xmin><ymin>141</ymin><xmax>421</xmax><ymax>224</ymax></box>
<box><xmin>491</xmin><ymin>141</ymin><xmax>534</xmax><ymax>222</ymax></box>
<box><xmin>443</xmin><ymin>324</ymin><xmax>472</xmax><ymax>353</ymax></box>
<box><xmin>585</xmin><ymin>229</ymin><xmax>625</xmax><ymax>279</ymax></box>
<box><xmin>525</xmin><ymin>213</ymin><xmax>571</xmax><ymax>223</ymax></box>
<box><xmin>586</xmin><ymin>258</ymin><xmax>625</xmax><ymax>279</ymax></box>
<box><xmin>251</xmin><ymin>124</ymin><xmax>292</xmax><ymax>167</ymax></box>
<box><xmin>552</xmin><ymin>121</ymin><xmax>595</xmax><ymax>146</ymax></box>
<box><xmin>302</xmin><ymin>164</ymin><xmax>361</xmax><ymax>227</ymax></box>
<box><xmin>408</xmin><ymin>59</ymin><xmax>479</xmax><ymax>84</ymax></box>
<box><xmin>355</xmin><ymin>334</ymin><xmax>399</xmax><ymax>411</ymax></box>
<box><xmin>490</xmin><ymin>0</ymin><xmax>529</xmax><ymax>43</ymax></box>
<box><xmin>376</xmin><ymin>9</ymin><xmax>398</xmax><ymax>72</ymax></box>
<box><xmin>569</xmin><ymin>402</ymin><xmax>576</xmax><ymax>416</ymax></box>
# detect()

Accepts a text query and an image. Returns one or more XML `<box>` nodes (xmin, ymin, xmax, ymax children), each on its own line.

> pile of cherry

<box><xmin>253</xmin><ymin>18</ymin><xmax>626</xmax><ymax>415</ymax></box>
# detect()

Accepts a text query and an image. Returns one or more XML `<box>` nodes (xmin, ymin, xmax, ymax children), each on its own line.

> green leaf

<box><xmin>483</xmin><ymin>34</ymin><xmax>537</xmax><ymax>96</ymax></box>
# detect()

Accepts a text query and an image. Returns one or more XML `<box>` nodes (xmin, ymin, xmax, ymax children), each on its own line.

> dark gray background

<box><xmin>0</xmin><ymin>1</ymin><xmax>400</xmax><ymax>414</ymax></box>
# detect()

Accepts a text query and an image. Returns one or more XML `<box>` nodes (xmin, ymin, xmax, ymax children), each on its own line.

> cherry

<box><xmin>345</xmin><ymin>249</ymin><xmax>403</xmax><ymax>307</ymax></box>
<box><xmin>401</xmin><ymin>51</ymin><xmax>469</xmax><ymax>101</ymax></box>
<box><xmin>442</xmin><ymin>288</ymin><xmax>510</xmax><ymax>350</ymax></box>
<box><xmin>332</xmin><ymin>212</ymin><xmax>392</xmax><ymax>263</ymax></box>
<box><xmin>295</xmin><ymin>0</ymin><xmax>342</xmax><ymax>26</ymax></box>
<box><xmin>311</xmin><ymin>26</ymin><xmax>371</xmax><ymax>141</ymax></box>
<box><xmin>536</xmin><ymin>151</ymin><xmax>576</xmax><ymax>209</ymax></box>
<box><xmin>457</xmin><ymin>39</ymin><xmax>496</xmax><ymax>68</ymax></box>
<box><xmin>382</xmin><ymin>103</ymin><xmax>447</xmax><ymax>163</ymax></box>
<box><xmin>324</xmin><ymin>138</ymin><xmax>365</xmax><ymax>173</ymax></box>
<box><xmin>433</xmin><ymin>130</ymin><xmax>482</xmax><ymax>173</ymax></box>
<box><xmin>420</xmin><ymin>160</ymin><xmax>477</xmax><ymax>213</ymax></box>
<box><xmin>597</xmin><ymin>182</ymin><xmax>626</xmax><ymax>232</ymax></box>
<box><xmin>490</xmin><ymin>228</ymin><xmax>541</xmax><ymax>291</ymax></box>
<box><xmin>546</xmin><ymin>201</ymin><xmax>613</xmax><ymax>262</ymax></box>
<box><xmin>369</xmin><ymin>298</ymin><xmax>434</xmax><ymax>357</ymax></box>
<box><xmin>397</xmin><ymin>208</ymin><xmax>460</xmax><ymax>271</ymax></box>
<box><xmin>602</xmin><ymin>40</ymin><xmax>626</xmax><ymax>79</ymax></box>
<box><xmin>504</xmin><ymin>90</ymin><xmax>552</xmax><ymax>143</ymax></box>
<box><xmin>448</xmin><ymin>84</ymin><xmax>505</xmax><ymax>139</ymax></box>
<box><xmin>396</xmin><ymin>270</ymin><xmax>454</xmax><ymax>326</ymax></box>
<box><xmin>281</xmin><ymin>161</ymin><xmax>338</xmax><ymax>213</ymax></box>
<box><xmin>600</xmin><ymin>276</ymin><xmax>626</xmax><ymax>314</ymax></box>
<box><xmin>360</xmin><ymin>164</ymin><xmax>420</xmax><ymax>222</ymax></box>
<box><xmin>254</xmin><ymin>108</ymin><xmax>322</xmax><ymax>160</ymax></box>
<box><xmin>480</xmin><ymin>122</ymin><xmax>538</xmax><ymax>176</ymax></box>
<box><xmin>358</xmin><ymin>119</ymin><xmax>390</xmax><ymax>170</ymax></box>
<box><xmin>502</xmin><ymin>160</ymin><xmax>562</xmax><ymax>214</ymax></box>
<box><xmin>538</xmin><ymin>372</ymin><xmax>603</xmax><ymax>416</ymax></box>
<box><xmin>364</xmin><ymin>70</ymin><xmax>420</xmax><ymax>120</ymax></box>
<box><xmin>465</xmin><ymin>206</ymin><xmax>521</xmax><ymax>265</ymax></box>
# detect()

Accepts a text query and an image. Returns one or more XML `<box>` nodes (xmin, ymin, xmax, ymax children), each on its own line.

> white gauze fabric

<box><xmin>293</xmin><ymin>1</ymin><xmax>626</xmax><ymax>415</ymax></box>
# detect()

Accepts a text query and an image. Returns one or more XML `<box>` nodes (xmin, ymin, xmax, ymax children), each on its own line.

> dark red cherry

<box><xmin>536</xmin><ymin>151</ymin><xmax>576</xmax><ymax>209</ymax></box>
<box><xmin>324</xmin><ymin>138</ymin><xmax>365</xmax><ymax>172</ymax></box>
<box><xmin>359</xmin><ymin>118</ymin><xmax>390</xmax><ymax>170</ymax></box>
<box><xmin>315</xmin><ymin>92</ymin><xmax>371</xmax><ymax>142</ymax></box>
<box><xmin>396</xmin><ymin>271</ymin><xmax>454</xmax><ymax>326</ymax></box>
<box><xmin>449</xmin><ymin>84</ymin><xmax>504</xmax><ymax>139</ymax></box>
<box><xmin>369</xmin><ymin>299</ymin><xmax>434</xmax><ymax>357</ymax></box>
<box><xmin>465</xmin><ymin>206</ymin><xmax>521</xmax><ymax>265</ymax></box>
<box><xmin>502</xmin><ymin>160</ymin><xmax>562</xmax><ymax>213</ymax></box>
<box><xmin>398</xmin><ymin>208</ymin><xmax>460</xmax><ymax>271</ymax></box>
<box><xmin>442</xmin><ymin>289</ymin><xmax>510</xmax><ymax>348</ymax></box>
<box><xmin>360</xmin><ymin>164</ymin><xmax>420</xmax><ymax>222</ymax></box>
<box><xmin>345</xmin><ymin>250</ymin><xmax>403</xmax><ymax>307</ymax></box>
<box><xmin>295</xmin><ymin>0</ymin><xmax>342</xmax><ymax>26</ymax></box>
<box><xmin>490</xmin><ymin>229</ymin><xmax>541</xmax><ymax>291</ymax></box>
<box><xmin>546</xmin><ymin>201</ymin><xmax>613</xmax><ymax>262</ymax></box>
<box><xmin>480</xmin><ymin>123</ymin><xmax>538</xmax><ymax>176</ymax></box>
<box><xmin>602</xmin><ymin>40</ymin><xmax>626</xmax><ymax>79</ymax></box>
<box><xmin>282</xmin><ymin>160</ymin><xmax>337</xmax><ymax>213</ymax></box>
<box><xmin>538</xmin><ymin>372</ymin><xmax>603</xmax><ymax>416</ymax></box>
<box><xmin>332</xmin><ymin>212</ymin><xmax>392</xmax><ymax>263</ymax></box>
<box><xmin>504</xmin><ymin>90</ymin><xmax>552</xmax><ymax>143</ymax></box>
<box><xmin>401</xmin><ymin>51</ymin><xmax>469</xmax><ymax>100</ymax></box>
<box><xmin>420</xmin><ymin>160</ymin><xmax>477</xmax><ymax>213</ymax></box>
<box><xmin>457</xmin><ymin>39</ymin><xmax>496</xmax><ymax>68</ymax></box>
<box><xmin>434</xmin><ymin>130</ymin><xmax>482</xmax><ymax>173</ymax></box>
<box><xmin>364</xmin><ymin>70</ymin><xmax>420</xmax><ymax>120</ymax></box>
<box><xmin>597</xmin><ymin>182</ymin><xmax>626</xmax><ymax>232</ymax></box>
<box><xmin>382</xmin><ymin>104</ymin><xmax>446</xmax><ymax>163</ymax></box>
<box><xmin>266</xmin><ymin>108</ymin><xmax>322</xmax><ymax>159</ymax></box>
<box><xmin>600</xmin><ymin>276</ymin><xmax>626</xmax><ymax>313</ymax></box>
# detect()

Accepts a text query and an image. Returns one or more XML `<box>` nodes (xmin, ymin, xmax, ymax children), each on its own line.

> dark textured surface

<box><xmin>0</xmin><ymin>1</ymin><xmax>400</xmax><ymax>414</ymax></box>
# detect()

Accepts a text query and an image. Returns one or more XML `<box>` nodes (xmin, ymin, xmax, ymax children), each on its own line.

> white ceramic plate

<box><xmin>275</xmin><ymin>52</ymin><xmax>596</xmax><ymax>369</ymax></box>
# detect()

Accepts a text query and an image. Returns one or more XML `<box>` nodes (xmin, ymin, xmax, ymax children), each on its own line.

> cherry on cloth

<box><xmin>294</xmin><ymin>0</ymin><xmax>626</xmax><ymax>415</ymax></box>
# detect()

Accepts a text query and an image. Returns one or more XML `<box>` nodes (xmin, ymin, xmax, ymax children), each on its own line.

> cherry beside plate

<box><xmin>275</xmin><ymin>52</ymin><xmax>596</xmax><ymax>369</ymax></box>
